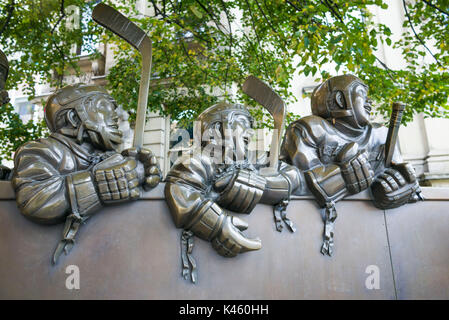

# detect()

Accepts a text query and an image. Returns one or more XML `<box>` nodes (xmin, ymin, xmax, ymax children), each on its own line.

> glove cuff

<box><xmin>186</xmin><ymin>200</ymin><xmax>225</xmax><ymax>241</ymax></box>
<box><xmin>66</xmin><ymin>171</ymin><xmax>102</xmax><ymax>217</ymax></box>
<box><xmin>216</xmin><ymin>169</ymin><xmax>266</xmax><ymax>213</ymax></box>
<box><xmin>304</xmin><ymin>165</ymin><xmax>346</xmax><ymax>207</ymax></box>
<box><xmin>392</xmin><ymin>162</ymin><xmax>417</xmax><ymax>184</ymax></box>
<box><xmin>338</xmin><ymin>152</ymin><xmax>372</xmax><ymax>194</ymax></box>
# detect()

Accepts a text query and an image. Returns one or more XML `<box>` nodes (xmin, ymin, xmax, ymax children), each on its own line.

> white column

<box><xmin>398</xmin><ymin>113</ymin><xmax>428</xmax><ymax>176</ymax></box>
<box><xmin>422</xmin><ymin>117</ymin><xmax>449</xmax><ymax>176</ymax></box>
<box><xmin>143</xmin><ymin>112</ymin><xmax>170</xmax><ymax>176</ymax></box>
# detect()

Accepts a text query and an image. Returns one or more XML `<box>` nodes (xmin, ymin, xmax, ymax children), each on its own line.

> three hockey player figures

<box><xmin>12</xmin><ymin>84</ymin><xmax>162</xmax><ymax>263</ymax></box>
<box><xmin>11</xmin><ymin>74</ymin><xmax>422</xmax><ymax>271</ymax></box>
<box><xmin>281</xmin><ymin>74</ymin><xmax>423</xmax><ymax>256</ymax></box>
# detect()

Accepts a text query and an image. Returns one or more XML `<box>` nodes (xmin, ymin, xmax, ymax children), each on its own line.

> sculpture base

<box><xmin>0</xmin><ymin>182</ymin><xmax>448</xmax><ymax>299</ymax></box>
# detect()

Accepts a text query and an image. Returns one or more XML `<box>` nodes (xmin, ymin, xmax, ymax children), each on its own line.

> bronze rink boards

<box><xmin>0</xmin><ymin>181</ymin><xmax>448</xmax><ymax>299</ymax></box>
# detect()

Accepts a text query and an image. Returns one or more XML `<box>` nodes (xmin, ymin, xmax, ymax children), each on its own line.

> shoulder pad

<box><xmin>14</xmin><ymin>137</ymin><xmax>66</xmax><ymax>166</ymax></box>
<box><xmin>166</xmin><ymin>152</ymin><xmax>215</xmax><ymax>190</ymax></box>
<box><xmin>290</xmin><ymin>115</ymin><xmax>335</xmax><ymax>147</ymax></box>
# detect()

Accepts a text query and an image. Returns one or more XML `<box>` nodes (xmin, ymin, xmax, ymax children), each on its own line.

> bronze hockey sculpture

<box><xmin>11</xmin><ymin>3</ymin><xmax>161</xmax><ymax>265</ymax></box>
<box><xmin>165</xmin><ymin>102</ymin><xmax>302</xmax><ymax>282</ymax></box>
<box><xmin>280</xmin><ymin>74</ymin><xmax>423</xmax><ymax>256</ymax></box>
<box><xmin>12</xmin><ymin>84</ymin><xmax>161</xmax><ymax>264</ymax></box>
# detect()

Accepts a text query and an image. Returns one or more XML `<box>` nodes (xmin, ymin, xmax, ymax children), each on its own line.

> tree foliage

<box><xmin>0</xmin><ymin>0</ymin><xmax>101</xmax><ymax>162</ymax></box>
<box><xmin>0</xmin><ymin>102</ymin><xmax>47</xmax><ymax>162</ymax></box>
<box><xmin>0</xmin><ymin>0</ymin><xmax>448</xmax><ymax>162</ymax></box>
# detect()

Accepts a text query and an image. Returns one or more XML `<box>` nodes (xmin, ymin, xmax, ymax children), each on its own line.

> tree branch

<box><xmin>422</xmin><ymin>0</ymin><xmax>449</xmax><ymax>17</ymax></box>
<box><xmin>253</xmin><ymin>0</ymin><xmax>288</xmax><ymax>47</ymax></box>
<box><xmin>184</xmin><ymin>0</ymin><xmax>235</xmax><ymax>90</ymax></box>
<box><xmin>51</xmin><ymin>0</ymin><xmax>66</xmax><ymax>34</ymax></box>
<box><xmin>230</xmin><ymin>12</ymin><xmax>269</xmax><ymax>78</ymax></box>
<box><xmin>243</xmin><ymin>0</ymin><xmax>269</xmax><ymax>77</ymax></box>
<box><xmin>285</xmin><ymin>0</ymin><xmax>301</xmax><ymax>11</ymax></box>
<box><xmin>51</xmin><ymin>0</ymin><xmax>67</xmax><ymax>87</ymax></box>
<box><xmin>374</xmin><ymin>55</ymin><xmax>396</xmax><ymax>81</ymax></box>
<box><xmin>217</xmin><ymin>0</ymin><xmax>234</xmax><ymax>91</ymax></box>
<box><xmin>0</xmin><ymin>0</ymin><xmax>15</xmax><ymax>38</ymax></box>
<box><xmin>150</xmin><ymin>0</ymin><xmax>211</xmax><ymax>45</ymax></box>
<box><xmin>194</xmin><ymin>0</ymin><xmax>226</xmax><ymax>32</ymax></box>
<box><xmin>315</xmin><ymin>0</ymin><xmax>396</xmax><ymax>77</ymax></box>
<box><xmin>402</xmin><ymin>0</ymin><xmax>444</xmax><ymax>68</ymax></box>
<box><xmin>179</xmin><ymin>40</ymin><xmax>221</xmax><ymax>81</ymax></box>
<box><xmin>320</xmin><ymin>0</ymin><xmax>343</xmax><ymax>24</ymax></box>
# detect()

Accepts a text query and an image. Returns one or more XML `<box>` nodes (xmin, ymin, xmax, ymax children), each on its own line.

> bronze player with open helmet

<box><xmin>12</xmin><ymin>84</ymin><xmax>162</xmax><ymax>263</ymax></box>
<box><xmin>165</xmin><ymin>102</ymin><xmax>302</xmax><ymax>282</ymax></box>
<box><xmin>280</xmin><ymin>74</ymin><xmax>423</xmax><ymax>256</ymax></box>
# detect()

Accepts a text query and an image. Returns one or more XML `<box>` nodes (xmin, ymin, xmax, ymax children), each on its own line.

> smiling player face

<box><xmin>351</xmin><ymin>83</ymin><xmax>372</xmax><ymax>127</ymax></box>
<box><xmin>85</xmin><ymin>95</ymin><xmax>123</xmax><ymax>151</ymax></box>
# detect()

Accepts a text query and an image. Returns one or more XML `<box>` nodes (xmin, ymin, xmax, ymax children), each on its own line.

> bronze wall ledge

<box><xmin>2</xmin><ymin>181</ymin><xmax>448</xmax><ymax>201</ymax></box>
<box><xmin>0</xmin><ymin>181</ymin><xmax>448</xmax><ymax>299</ymax></box>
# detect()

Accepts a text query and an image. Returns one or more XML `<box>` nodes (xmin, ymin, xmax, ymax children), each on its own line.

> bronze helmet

<box><xmin>196</xmin><ymin>102</ymin><xmax>253</xmax><ymax>135</ymax></box>
<box><xmin>45</xmin><ymin>84</ymin><xmax>110</xmax><ymax>132</ymax></box>
<box><xmin>45</xmin><ymin>84</ymin><xmax>122</xmax><ymax>150</ymax></box>
<box><xmin>311</xmin><ymin>74</ymin><xmax>368</xmax><ymax>127</ymax></box>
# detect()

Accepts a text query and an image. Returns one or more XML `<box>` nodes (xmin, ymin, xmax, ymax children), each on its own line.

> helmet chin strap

<box><xmin>333</xmin><ymin>118</ymin><xmax>366</xmax><ymax>138</ymax></box>
<box><xmin>87</xmin><ymin>130</ymin><xmax>106</xmax><ymax>150</ymax></box>
<box><xmin>76</xmin><ymin>124</ymin><xmax>85</xmax><ymax>144</ymax></box>
<box><xmin>81</xmin><ymin>120</ymin><xmax>112</xmax><ymax>151</ymax></box>
<box><xmin>58</xmin><ymin>124</ymin><xmax>85</xmax><ymax>144</ymax></box>
<box><xmin>58</xmin><ymin>121</ymin><xmax>106</xmax><ymax>150</ymax></box>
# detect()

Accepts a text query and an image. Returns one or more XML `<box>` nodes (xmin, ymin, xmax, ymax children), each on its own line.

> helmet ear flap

<box><xmin>327</xmin><ymin>89</ymin><xmax>353</xmax><ymax>120</ymax></box>
<box><xmin>327</xmin><ymin>90</ymin><xmax>346</xmax><ymax>111</ymax></box>
<box><xmin>335</xmin><ymin>91</ymin><xmax>346</xmax><ymax>109</ymax></box>
<box><xmin>66</xmin><ymin>109</ymin><xmax>86</xmax><ymax>143</ymax></box>
<box><xmin>66</xmin><ymin>109</ymin><xmax>81</xmax><ymax>128</ymax></box>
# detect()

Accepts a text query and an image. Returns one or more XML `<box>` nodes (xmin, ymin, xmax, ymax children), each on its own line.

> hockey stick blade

<box><xmin>92</xmin><ymin>3</ymin><xmax>148</xmax><ymax>51</ymax></box>
<box><xmin>242</xmin><ymin>75</ymin><xmax>285</xmax><ymax>121</ymax></box>
<box><xmin>242</xmin><ymin>75</ymin><xmax>286</xmax><ymax>169</ymax></box>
